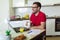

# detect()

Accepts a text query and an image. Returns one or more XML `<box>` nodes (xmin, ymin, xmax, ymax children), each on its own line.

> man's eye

<box><xmin>32</xmin><ymin>7</ymin><xmax>37</xmax><ymax>8</ymax></box>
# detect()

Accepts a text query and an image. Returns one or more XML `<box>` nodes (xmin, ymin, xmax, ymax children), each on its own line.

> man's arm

<box><xmin>31</xmin><ymin>22</ymin><xmax>46</xmax><ymax>30</ymax></box>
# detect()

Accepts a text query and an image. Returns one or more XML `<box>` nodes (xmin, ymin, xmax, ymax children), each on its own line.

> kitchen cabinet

<box><xmin>13</xmin><ymin>0</ymin><xmax>60</xmax><ymax>7</ymax></box>
<box><xmin>41</xmin><ymin>0</ymin><xmax>60</xmax><ymax>5</ymax></box>
<box><xmin>53</xmin><ymin>0</ymin><xmax>60</xmax><ymax>4</ymax></box>
<box><xmin>13</xmin><ymin>0</ymin><xmax>52</xmax><ymax>7</ymax></box>
<box><xmin>55</xmin><ymin>18</ymin><xmax>60</xmax><ymax>31</ymax></box>
<box><xmin>13</xmin><ymin>0</ymin><xmax>25</xmax><ymax>7</ymax></box>
<box><xmin>46</xmin><ymin>19</ymin><xmax>55</xmax><ymax>35</ymax></box>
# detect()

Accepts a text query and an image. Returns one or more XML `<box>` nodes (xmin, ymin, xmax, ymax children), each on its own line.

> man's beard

<box><xmin>33</xmin><ymin>11</ymin><xmax>38</xmax><ymax>14</ymax></box>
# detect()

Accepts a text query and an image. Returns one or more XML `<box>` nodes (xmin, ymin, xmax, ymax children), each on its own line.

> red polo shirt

<box><xmin>30</xmin><ymin>11</ymin><xmax>46</xmax><ymax>26</ymax></box>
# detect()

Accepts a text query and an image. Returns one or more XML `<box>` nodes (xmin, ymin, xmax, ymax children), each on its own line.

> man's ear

<box><xmin>38</xmin><ymin>7</ymin><xmax>40</xmax><ymax>10</ymax></box>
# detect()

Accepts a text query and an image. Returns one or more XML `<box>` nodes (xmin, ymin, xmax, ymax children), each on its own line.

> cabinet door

<box><xmin>46</xmin><ymin>19</ymin><xmax>55</xmax><ymax>35</ymax></box>
<box><xmin>52</xmin><ymin>0</ymin><xmax>60</xmax><ymax>4</ymax></box>
<box><xmin>27</xmin><ymin>0</ymin><xmax>60</xmax><ymax>6</ymax></box>
<box><xmin>41</xmin><ymin>0</ymin><xmax>60</xmax><ymax>5</ymax></box>
<box><xmin>13</xmin><ymin>0</ymin><xmax>53</xmax><ymax>7</ymax></box>
<box><xmin>13</xmin><ymin>0</ymin><xmax>60</xmax><ymax>7</ymax></box>
<box><xmin>40</xmin><ymin>0</ymin><xmax>53</xmax><ymax>5</ymax></box>
<box><xmin>26</xmin><ymin>0</ymin><xmax>55</xmax><ymax>6</ymax></box>
<box><xmin>13</xmin><ymin>0</ymin><xmax>25</xmax><ymax>7</ymax></box>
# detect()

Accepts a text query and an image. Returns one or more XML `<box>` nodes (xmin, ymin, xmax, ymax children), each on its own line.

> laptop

<box><xmin>9</xmin><ymin>20</ymin><xmax>30</xmax><ymax>33</ymax></box>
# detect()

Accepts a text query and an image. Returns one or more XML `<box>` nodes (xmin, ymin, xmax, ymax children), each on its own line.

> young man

<box><xmin>30</xmin><ymin>2</ymin><xmax>46</xmax><ymax>30</ymax></box>
<box><xmin>30</xmin><ymin>2</ymin><xmax>46</xmax><ymax>40</ymax></box>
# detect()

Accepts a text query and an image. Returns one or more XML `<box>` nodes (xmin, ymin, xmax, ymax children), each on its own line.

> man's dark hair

<box><xmin>33</xmin><ymin>2</ymin><xmax>41</xmax><ymax>9</ymax></box>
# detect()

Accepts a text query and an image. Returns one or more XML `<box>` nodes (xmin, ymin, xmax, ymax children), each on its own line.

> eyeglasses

<box><xmin>32</xmin><ymin>7</ymin><xmax>38</xmax><ymax>8</ymax></box>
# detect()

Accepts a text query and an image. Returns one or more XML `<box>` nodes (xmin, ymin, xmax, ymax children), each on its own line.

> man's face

<box><xmin>32</xmin><ymin>4</ymin><xmax>40</xmax><ymax>14</ymax></box>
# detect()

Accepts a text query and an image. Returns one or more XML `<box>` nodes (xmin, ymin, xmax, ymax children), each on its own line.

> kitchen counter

<box><xmin>11</xmin><ymin>29</ymin><xmax>45</xmax><ymax>40</ymax></box>
<box><xmin>10</xmin><ymin>17</ymin><xmax>60</xmax><ymax>21</ymax></box>
<box><xmin>47</xmin><ymin>16</ymin><xmax>60</xmax><ymax>19</ymax></box>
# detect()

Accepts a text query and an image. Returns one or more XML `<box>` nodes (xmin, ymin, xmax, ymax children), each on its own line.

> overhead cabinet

<box><xmin>13</xmin><ymin>0</ymin><xmax>60</xmax><ymax>7</ymax></box>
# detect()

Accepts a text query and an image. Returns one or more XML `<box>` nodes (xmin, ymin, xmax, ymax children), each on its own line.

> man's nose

<box><xmin>32</xmin><ymin>8</ymin><xmax>34</xmax><ymax>10</ymax></box>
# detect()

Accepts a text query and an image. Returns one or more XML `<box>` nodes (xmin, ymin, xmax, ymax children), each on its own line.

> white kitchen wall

<box><xmin>41</xmin><ymin>6</ymin><xmax>60</xmax><ymax>16</ymax></box>
<box><xmin>0</xmin><ymin>0</ymin><xmax>9</xmax><ymax>34</ymax></box>
<box><xmin>15</xmin><ymin>8</ymin><xmax>32</xmax><ymax>18</ymax></box>
<box><xmin>15</xmin><ymin>6</ymin><xmax>60</xmax><ymax>17</ymax></box>
<box><xmin>0</xmin><ymin>0</ymin><xmax>11</xmax><ymax>35</ymax></box>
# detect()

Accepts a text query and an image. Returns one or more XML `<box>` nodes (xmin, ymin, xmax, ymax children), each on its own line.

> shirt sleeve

<box><xmin>41</xmin><ymin>13</ymin><xmax>46</xmax><ymax>22</ymax></box>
